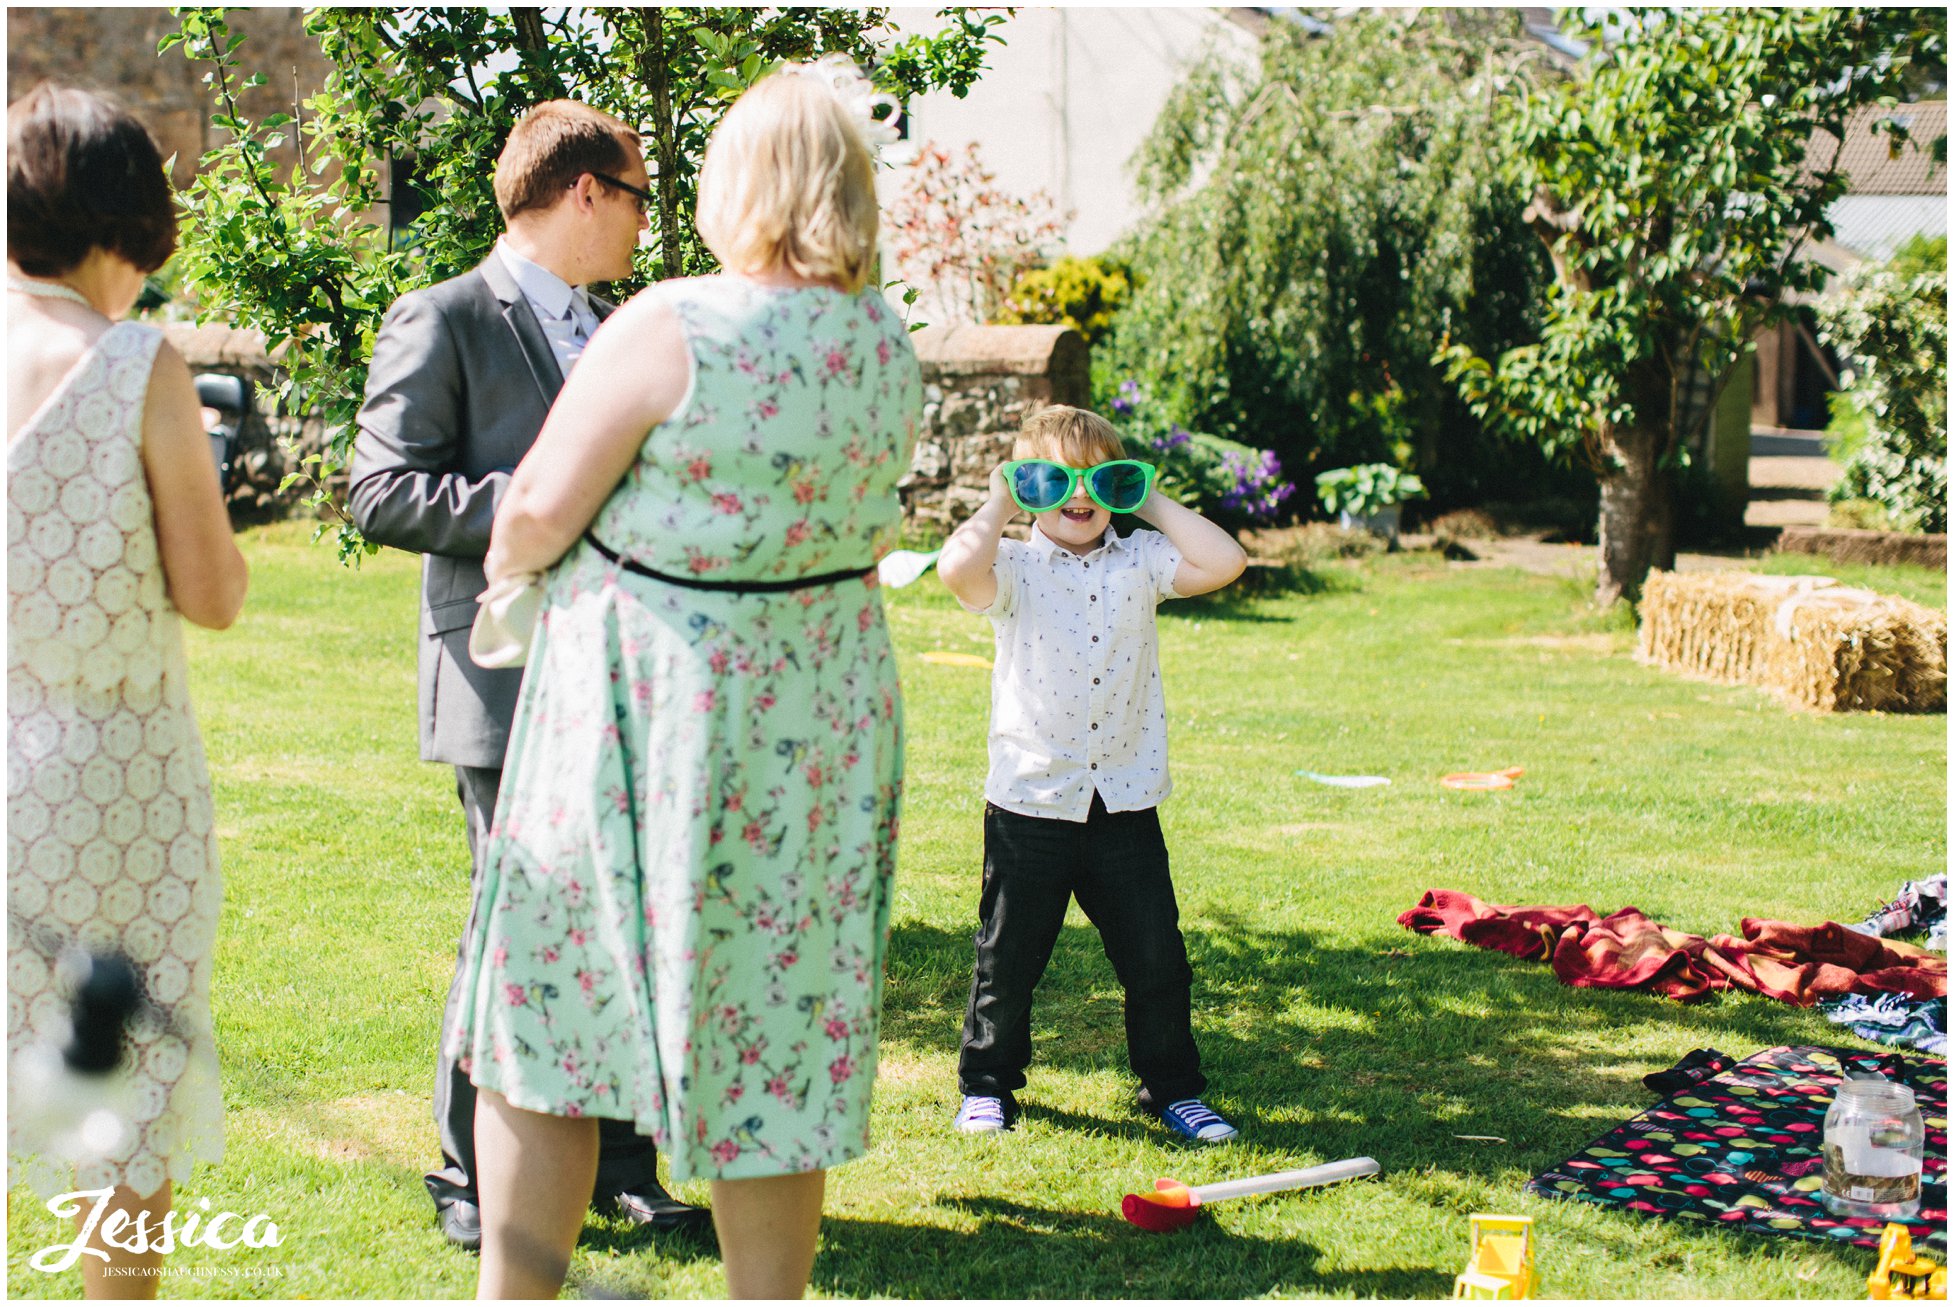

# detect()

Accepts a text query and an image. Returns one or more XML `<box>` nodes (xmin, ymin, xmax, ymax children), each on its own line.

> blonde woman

<box><xmin>450</xmin><ymin>61</ymin><xmax>919</xmax><ymax>1299</ymax></box>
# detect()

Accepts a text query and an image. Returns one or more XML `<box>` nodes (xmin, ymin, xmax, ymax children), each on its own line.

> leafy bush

<box><xmin>1103</xmin><ymin>11</ymin><xmax>1568</xmax><ymax>508</ymax></box>
<box><xmin>1106</xmin><ymin>378</ymin><xmax>1295</xmax><ymax>527</ymax></box>
<box><xmin>886</xmin><ymin>141</ymin><xmax>1066</xmax><ymax>325</ymax></box>
<box><xmin>1818</xmin><ymin>262</ymin><xmax>1948</xmax><ymax>532</ymax></box>
<box><xmin>1827</xmin><ymin>498</ymin><xmax>1898</xmax><ymax>532</ymax></box>
<box><xmin>1822</xmin><ymin>387</ymin><xmax>1873</xmax><ymax>467</ymax></box>
<box><xmin>1887</xmin><ymin>234</ymin><xmax>1947</xmax><ymax>281</ymax></box>
<box><xmin>994</xmin><ymin>255</ymin><xmax>1130</xmax><ymax>344</ymax></box>
<box><xmin>1314</xmin><ymin>464</ymin><xmax>1427</xmax><ymax>519</ymax></box>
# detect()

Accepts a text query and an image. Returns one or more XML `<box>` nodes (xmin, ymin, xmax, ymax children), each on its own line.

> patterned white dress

<box><xmin>7</xmin><ymin>318</ymin><xmax>225</xmax><ymax>1199</ymax></box>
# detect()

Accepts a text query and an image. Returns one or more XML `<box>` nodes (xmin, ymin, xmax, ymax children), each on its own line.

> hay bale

<box><xmin>1636</xmin><ymin>571</ymin><xmax>1946</xmax><ymax>713</ymax></box>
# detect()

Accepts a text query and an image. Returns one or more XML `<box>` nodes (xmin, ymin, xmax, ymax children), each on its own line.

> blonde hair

<box><xmin>695</xmin><ymin>70</ymin><xmax>879</xmax><ymax>293</ymax></box>
<box><xmin>1012</xmin><ymin>406</ymin><xmax>1127</xmax><ymax>466</ymax></box>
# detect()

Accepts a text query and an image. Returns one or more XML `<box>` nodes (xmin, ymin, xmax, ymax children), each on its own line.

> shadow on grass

<box><xmin>884</xmin><ymin>914</ymin><xmax>1833</xmax><ymax>1180</ymax></box>
<box><xmin>812</xmin><ymin>1201</ymin><xmax>1451</xmax><ymax>1299</ymax></box>
<box><xmin>572</xmin><ymin>1219</ymin><xmax>723</xmax><ymax>1296</ymax></box>
<box><xmin>1183</xmin><ymin>562</ymin><xmax>1360</xmax><ymax>613</ymax></box>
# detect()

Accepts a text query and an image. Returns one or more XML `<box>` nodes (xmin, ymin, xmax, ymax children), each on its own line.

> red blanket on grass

<box><xmin>1398</xmin><ymin>889</ymin><xmax>1947</xmax><ymax>1004</ymax></box>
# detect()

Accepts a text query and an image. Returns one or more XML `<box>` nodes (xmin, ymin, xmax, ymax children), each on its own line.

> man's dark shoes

<box><xmin>437</xmin><ymin>1198</ymin><xmax>482</xmax><ymax>1251</ymax></box>
<box><xmin>597</xmin><ymin>1183</ymin><xmax>711</xmax><ymax>1233</ymax></box>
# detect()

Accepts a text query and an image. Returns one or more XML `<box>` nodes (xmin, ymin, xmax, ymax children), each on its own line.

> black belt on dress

<box><xmin>583</xmin><ymin>532</ymin><xmax>875</xmax><ymax>593</ymax></box>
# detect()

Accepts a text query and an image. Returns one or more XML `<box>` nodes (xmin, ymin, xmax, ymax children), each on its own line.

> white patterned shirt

<box><xmin>961</xmin><ymin>525</ymin><xmax>1185</xmax><ymax>822</ymax></box>
<box><xmin>494</xmin><ymin>238</ymin><xmax>599</xmax><ymax>376</ymax></box>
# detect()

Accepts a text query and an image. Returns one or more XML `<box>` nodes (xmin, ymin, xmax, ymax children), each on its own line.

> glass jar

<box><xmin>1821</xmin><ymin>1079</ymin><xmax>1925</xmax><ymax>1219</ymax></box>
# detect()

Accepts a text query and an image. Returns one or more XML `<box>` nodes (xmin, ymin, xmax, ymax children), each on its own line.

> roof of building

<box><xmin>1803</xmin><ymin>100</ymin><xmax>1947</xmax><ymax>196</ymax></box>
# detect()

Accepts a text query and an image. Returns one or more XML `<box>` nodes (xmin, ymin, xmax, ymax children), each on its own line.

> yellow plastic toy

<box><xmin>1868</xmin><ymin>1224</ymin><xmax>1946</xmax><ymax>1300</ymax></box>
<box><xmin>1453</xmin><ymin>1214</ymin><xmax>1536</xmax><ymax>1300</ymax></box>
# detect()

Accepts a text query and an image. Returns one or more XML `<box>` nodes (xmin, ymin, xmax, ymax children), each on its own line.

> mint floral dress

<box><xmin>449</xmin><ymin>277</ymin><xmax>919</xmax><ymax>1181</ymax></box>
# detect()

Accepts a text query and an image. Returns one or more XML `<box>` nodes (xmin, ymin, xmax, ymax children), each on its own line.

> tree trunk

<box><xmin>638</xmin><ymin>8</ymin><xmax>683</xmax><ymax>279</ymax></box>
<box><xmin>1594</xmin><ymin>420</ymin><xmax>1677</xmax><ymax>607</ymax></box>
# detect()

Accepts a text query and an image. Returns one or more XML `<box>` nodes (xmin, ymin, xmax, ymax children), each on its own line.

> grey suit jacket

<box><xmin>350</xmin><ymin>254</ymin><xmax>613</xmax><ymax>770</ymax></box>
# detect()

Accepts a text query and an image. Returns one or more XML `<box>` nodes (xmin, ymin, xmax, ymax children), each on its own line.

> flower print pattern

<box><xmin>591</xmin><ymin>279</ymin><xmax>919</xmax><ymax>583</ymax></box>
<box><xmin>449</xmin><ymin>277</ymin><xmax>918</xmax><ymax>1182</ymax></box>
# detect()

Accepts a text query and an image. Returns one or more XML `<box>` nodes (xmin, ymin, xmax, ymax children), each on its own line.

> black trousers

<box><xmin>957</xmin><ymin>792</ymin><xmax>1205</xmax><ymax>1111</ymax></box>
<box><xmin>427</xmin><ymin>765</ymin><xmax>659</xmax><ymax>1213</ymax></box>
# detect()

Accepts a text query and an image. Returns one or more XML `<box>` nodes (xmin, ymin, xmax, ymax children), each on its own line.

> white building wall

<box><xmin>880</xmin><ymin>7</ymin><xmax>1258</xmax><ymax>257</ymax></box>
<box><xmin>1826</xmin><ymin>195</ymin><xmax>1947</xmax><ymax>265</ymax></box>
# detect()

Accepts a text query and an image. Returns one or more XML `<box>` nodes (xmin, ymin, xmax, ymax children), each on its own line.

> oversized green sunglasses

<box><xmin>1002</xmin><ymin>459</ymin><xmax>1158</xmax><ymax>515</ymax></box>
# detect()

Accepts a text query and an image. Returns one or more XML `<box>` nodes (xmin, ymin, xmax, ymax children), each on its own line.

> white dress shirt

<box><xmin>961</xmin><ymin>525</ymin><xmax>1185</xmax><ymax>822</ymax></box>
<box><xmin>494</xmin><ymin>238</ymin><xmax>599</xmax><ymax>377</ymax></box>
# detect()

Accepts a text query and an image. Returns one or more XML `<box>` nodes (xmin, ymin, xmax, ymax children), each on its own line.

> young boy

<box><xmin>936</xmin><ymin>405</ymin><xmax>1249</xmax><ymax>1142</ymax></box>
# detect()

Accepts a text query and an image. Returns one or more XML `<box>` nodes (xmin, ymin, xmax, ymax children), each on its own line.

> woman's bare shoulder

<box><xmin>6</xmin><ymin>301</ymin><xmax>116</xmax><ymax>435</ymax></box>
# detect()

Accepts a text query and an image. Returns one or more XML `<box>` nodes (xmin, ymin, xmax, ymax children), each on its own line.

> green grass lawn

<box><xmin>8</xmin><ymin>524</ymin><xmax>1946</xmax><ymax>1299</ymax></box>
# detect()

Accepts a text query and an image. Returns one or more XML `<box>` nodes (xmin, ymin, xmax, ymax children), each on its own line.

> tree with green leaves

<box><xmin>163</xmin><ymin>6</ymin><xmax>1007</xmax><ymax>559</ymax></box>
<box><xmin>1104</xmin><ymin>9</ymin><xmax>1560</xmax><ymax>510</ymax></box>
<box><xmin>1439</xmin><ymin>7</ymin><xmax>1945</xmax><ymax>604</ymax></box>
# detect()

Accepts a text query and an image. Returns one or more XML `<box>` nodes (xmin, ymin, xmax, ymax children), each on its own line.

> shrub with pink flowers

<box><xmin>886</xmin><ymin>141</ymin><xmax>1068</xmax><ymax>324</ymax></box>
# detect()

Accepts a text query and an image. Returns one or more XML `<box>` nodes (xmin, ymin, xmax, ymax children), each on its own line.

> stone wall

<box><xmin>164</xmin><ymin>324</ymin><xmax>335</xmax><ymax>521</ymax></box>
<box><xmin>903</xmin><ymin>323</ymin><xmax>1089</xmax><ymax>538</ymax></box>
<box><xmin>8</xmin><ymin>8</ymin><xmax>336</xmax><ymax>194</ymax></box>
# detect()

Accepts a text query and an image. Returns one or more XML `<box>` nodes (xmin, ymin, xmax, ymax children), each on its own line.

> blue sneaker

<box><xmin>953</xmin><ymin>1094</ymin><xmax>1009</xmax><ymax>1134</ymax></box>
<box><xmin>1160</xmin><ymin>1098</ymin><xmax>1238</xmax><ymax>1143</ymax></box>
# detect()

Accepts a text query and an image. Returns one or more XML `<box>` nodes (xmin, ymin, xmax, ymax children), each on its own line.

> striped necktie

<box><xmin>560</xmin><ymin>298</ymin><xmax>594</xmax><ymax>374</ymax></box>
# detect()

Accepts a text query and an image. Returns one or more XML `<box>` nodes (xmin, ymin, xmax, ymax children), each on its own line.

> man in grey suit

<box><xmin>350</xmin><ymin>100</ymin><xmax>704</xmax><ymax>1251</ymax></box>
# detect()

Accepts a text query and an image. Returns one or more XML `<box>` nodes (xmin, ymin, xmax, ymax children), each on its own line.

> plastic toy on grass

<box><xmin>1297</xmin><ymin>770</ymin><xmax>1391</xmax><ymax>788</ymax></box>
<box><xmin>1868</xmin><ymin>1223</ymin><xmax>1946</xmax><ymax>1300</ymax></box>
<box><xmin>1442</xmin><ymin>767</ymin><xmax>1525</xmax><ymax>791</ymax></box>
<box><xmin>1120</xmin><ymin>1156</ymin><xmax>1379</xmax><ymax>1232</ymax></box>
<box><xmin>876</xmin><ymin>548</ymin><xmax>941</xmax><ymax>588</ymax></box>
<box><xmin>1452</xmin><ymin>1214</ymin><xmax>1536</xmax><ymax>1300</ymax></box>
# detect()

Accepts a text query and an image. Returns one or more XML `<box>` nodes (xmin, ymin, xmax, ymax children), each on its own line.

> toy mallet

<box><xmin>1121</xmin><ymin>1156</ymin><xmax>1380</xmax><ymax>1232</ymax></box>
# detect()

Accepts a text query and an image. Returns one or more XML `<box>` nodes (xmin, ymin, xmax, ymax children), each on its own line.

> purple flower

<box><xmin>1217</xmin><ymin>448</ymin><xmax>1294</xmax><ymax>523</ymax></box>
<box><xmin>1148</xmin><ymin>425</ymin><xmax>1192</xmax><ymax>455</ymax></box>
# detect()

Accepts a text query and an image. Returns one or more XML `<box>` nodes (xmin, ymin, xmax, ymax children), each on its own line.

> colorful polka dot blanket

<box><xmin>1527</xmin><ymin>1046</ymin><xmax>1946</xmax><ymax>1251</ymax></box>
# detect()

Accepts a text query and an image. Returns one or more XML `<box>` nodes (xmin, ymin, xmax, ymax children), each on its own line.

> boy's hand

<box><xmin>1131</xmin><ymin>483</ymin><xmax>1169</xmax><ymax>526</ymax></box>
<box><xmin>1138</xmin><ymin>488</ymin><xmax>1249</xmax><ymax>597</ymax></box>
<box><xmin>988</xmin><ymin>462</ymin><xmax>1016</xmax><ymax>514</ymax></box>
<box><xmin>938</xmin><ymin>462</ymin><xmax>1018</xmax><ymax>610</ymax></box>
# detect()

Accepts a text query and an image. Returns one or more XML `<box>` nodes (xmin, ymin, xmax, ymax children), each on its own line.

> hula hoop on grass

<box><xmin>1441</xmin><ymin>767</ymin><xmax>1524</xmax><ymax>791</ymax></box>
<box><xmin>1296</xmin><ymin>771</ymin><xmax>1391</xmax><ymax>788</ymax></box>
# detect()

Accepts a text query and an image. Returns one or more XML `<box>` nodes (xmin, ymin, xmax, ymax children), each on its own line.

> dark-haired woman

<box><xmin>8</xmin><ymin>81</ymin><xmax>246</xmax><ymax>1299</ymax></box>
